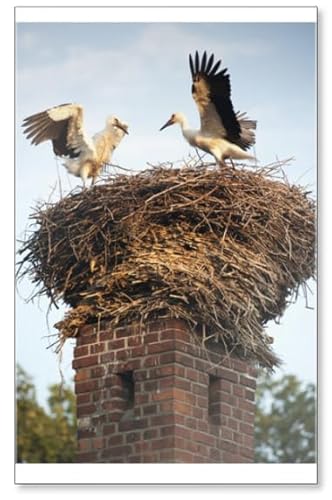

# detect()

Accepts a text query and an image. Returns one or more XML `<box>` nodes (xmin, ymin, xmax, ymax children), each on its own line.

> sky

<box><xmin>15</xmin><ymin>13</ymin><xmax>317</xmax><ymax>408</ymax></box>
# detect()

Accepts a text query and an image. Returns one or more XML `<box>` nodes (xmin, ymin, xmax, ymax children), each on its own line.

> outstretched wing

<box><xmin>189</xmin><ymin>51</ymin><xmax>254</xmax><ymax>150</ymax></box>
<box><xmin>22</xmin><ymin>103</ymin><xmax>95</xmax><ymax>158</ymax></box>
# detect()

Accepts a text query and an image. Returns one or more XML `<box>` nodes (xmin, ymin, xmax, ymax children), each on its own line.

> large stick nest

<box><xmin>18</xmin><ymin>161</ymin><xmax>316</xmax><ymax>369</ymax></box>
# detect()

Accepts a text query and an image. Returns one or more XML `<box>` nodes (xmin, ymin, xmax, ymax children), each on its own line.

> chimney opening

<box><xmin>118</xmin><ymin>370</ymin><xmax>135</xmax><ymax>411</ymax></box>
<box><xmin>208</xmin><ymin>374</ymin><xmax>220</xmax><ymax>422</ymax></box>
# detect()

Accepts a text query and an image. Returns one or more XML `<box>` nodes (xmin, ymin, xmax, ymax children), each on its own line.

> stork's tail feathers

<box><xmin>236</xmin><ymin>111</ymin><xmax>257</xmax><ymax>150</ymax></box>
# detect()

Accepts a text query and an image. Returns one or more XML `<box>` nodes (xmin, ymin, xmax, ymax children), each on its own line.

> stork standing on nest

<box><xmin>22</xmin><ymin>103</ymin><xmax>129</xmax><ymax>187</ymax></box>
<box><xmin>160</xmin><ymin>51</ymin><xmax>257</xmax><ymax>167</ymax></box>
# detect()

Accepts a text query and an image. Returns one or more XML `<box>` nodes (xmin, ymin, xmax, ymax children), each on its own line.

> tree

<box><xmin>255</xmin><ymin>373</ymin><xmax>316</xmax><ymax>463</ymax></box>
<box><xmin>16</xmin><ymin>364</ymin><xmax>77</xmax><ymax>463</ymax></box>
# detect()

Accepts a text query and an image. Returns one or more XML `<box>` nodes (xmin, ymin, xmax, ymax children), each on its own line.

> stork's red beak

<box><xmin>159</xmin><ymin>118</ymin><xmax>174</xmax><ymax>131</ymax></box>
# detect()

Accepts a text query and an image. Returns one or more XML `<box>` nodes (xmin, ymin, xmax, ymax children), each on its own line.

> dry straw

<box><xmin>17</xmin><ymin>159</ymin><xmax>316</xmax><ymax>369</ymax></box>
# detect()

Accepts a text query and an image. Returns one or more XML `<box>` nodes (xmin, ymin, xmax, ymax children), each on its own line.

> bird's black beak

<box><xmin>159</xmin><ymin>118</ymin><xmax>174</xmax><ymax>131</ymax></box>
<box><xmin>118</xmin><ymin>124</ymin><xmax>129</xmax><ymax>135</ymax></box>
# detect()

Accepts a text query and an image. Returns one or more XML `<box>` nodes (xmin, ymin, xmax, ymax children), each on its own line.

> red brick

<box><xmin>104</xmin><ymin>445</ymin><xmax>132</xmax><ymax>458</ymax></box>
<box><xmin>227</xmin><ymin>418</ymin><xmax>239</xmax><ymax>431</ymax></box>
<box><xmin>220</xmin><ymin>439</ymin><xmax>238</xmax><ymax>453</ymax></box>
<box><xmin>220</xmin><ymin>368</ymin><xmax>239</xmax><ymax>383</ymax></box>
<box><xmin>147</xmin><ymin>340</ymin><xmax>175</xmax><ymax>354</ymax></box>
<box><xmin>125</xmin><ymin>431</ymin><xmax>142</xmax><ymax>443</ymax></box>
<box><xmin>159</xmin><ymin>351</ymin><xmax>176</xmax><ymax>364</ymax></box>
<box><xmin>78</xmin><ymin>439</ymin><xmax>91</xmax><ymax>452</ymax></box>
<box><xmin>232</xmin><ymin>407</ymin><xmax>243</xmax><ymax>420</ymax></box>
<box><xmin>143</xmin><ymin>404</ymin><xmax>158</xmax><ymax>416</ymax></box>
<box><xmin>151</xmin><ymin>389</ymin><xmax>174</xmax><ymax>401</ymax></box>
<box><xmin>185</xmin><ymin>368</ymin><xmax>199</xmax><ymax>382</ymax></box>
<box><xmin>115</xmin><ymin>349</ymin><xmax>129</xmax><ymax>361</ymax></box>
<box><xmin>220</xmin><ymin>379</ymin><xmax>232</xmax><ymax>393</ymax></box>
<box><xmin>192</xmin><ymin>383</ymin><xmax>206</xmax><ymax>396</ymax></box>
<box><xmin>103</xmin><ymin>424</ymin><xmax>116</xmax><ymax>435</ymax></box>
<box><xmin>173</xmin><ymin>426</ymin><xmax>193</xmax><ymax>440</ymax></box>
<box><xmin>239</xmin><ymin>399</ymin><xmax>255</xmax><ymax>414</ymax></box>
<box><xmin>160</xmin><ymin>449</ymin><xmax>175</xmax><ymax>461</ymax></box>
<box><xmin>143</xmin><ymin>355</ymin><xmax>160</xmax><ymax>368</ymax></box>
<box><xmin>77</xmin><ymin>429</ymin><xmax>95</xmax><ymax>439</ymax></box>
<box><xmin>233</xmin><ymin>385</ymin><xmax>245</xmax><ymax>397</ymax></box>
<box><xmin>127</xmin><ymin>335</ymin><xmax>143</xmax><ymax>347</ymax></box>
<box><xmin>173</xmin><ymin>450</ymin><xmax>195</xmax><ymax>463</ymax></box>
<box><xmin>221</xmin><ymin>427</ymin><xmax>233</xmax><ymax>441</ymax></box>
<box><xmin>92</xmin><ymin>437</ymin><xmax>104</xmax><ymax>449</ymax></box>
<box><xmin>150</xmin><ymin>414</ymin><xmax>174</xmax><ymax>427</ymax></box>
<box><xmin>239</xmin><ymin>422</ymin><xmax>254</xmax><ymax>435</ymax></box>
<box><xmin>115</xmin><ymin>328</ymin><xmax>132</xmax><ymax>339</ymax></box>
<box><xmin>159</xmin><ymin>376</ymin><xmax>174</xmax><ymax>389</ymax></box>
<box><xmin>174</xmin><ymin>378</ymin><xmax>192</xmax><ymax>391</ymax></box>
<box><xmin>173</xmin><ymin>401</ymin><xmax>192</xmax><ymax>416</ymax></box>
<box><xmin>243</xmin><ymin>435</ymin><xmax>254</xmax><ymax>448</ymax></box>
<box><xmin>77</xmin><ymin>404</ymin><xmax>96</xmax><ymax>417</ymax></box>
<box><xmin>160</xmin><ymin>425</ymin><xmax>176</xmax><ymax>437</ymax></box>
<box><xmin>231</xmin><ymin>358</ymin><xmax>249</xmax><ymax>373</ymax></box>
<box><xmin>173</xmin><ymin>388</ymin><xmax>196</xmax><ymax>405</ymax></box>
<box><xmin>90</xmin><ymin>343</ymin><xmax>105</xmax><ymax>354</ymax></box>
<box><xmin>76</xmin><ymin>393</ymin><xmax>91</xmax><ymax>405</ymax></box>
<box><xmin>130</xmin><ymin>345</ymin><xmax>146</xmax><ymax>357</ymax></box>
<box><xmin>193</xmin><ymin>431</ymin><xmax>216</xmax><ymax>447</ymax></box>
<box><xmin>220</xmin><ymin>393</ymin><xmax>238</xmax><ymax>406</ymax></box>
<box><xmin>151</xmin><ymin>437</ymin><xmax>175</xmax><ymax>450</ymax></box>
<box><xmin>245</xmin><ymin>389</ymin><xmax>255</xmax><ymax>401</ymax></box>
<box><xmin>242</xmin><ymin>411</ymin><xmax>255</xmax><ymax>424</ymax></box>
<box><xmin>100</xmin><ymin>351</ymin><xmax>115</xmax><ymax>363</ymax></box>
<box><xmin>74</xmin><ymin>345</ymin><xmax>89</xmax><ymax>357</ymax></box>
<box><xmin>77</xmin><ymin>451</ymin><xmax>98</xmax><ymax>463</ymax></box>
<box><xmin>149</xmin><ymin>365</ymin><xmax>174</xmax><ymax>378</ymax></box>
<box><xmin>240</xmin><ymin>446</ymin><xmax>254</xmax><ymax>459</ymax></box>
<box><xmin>143</xmin><ymin>428</ymin><xmax>159</xmax><ymax>440</ymax></box>
<box><xmin>144</xmin><ymin>332</ymin><xmax>159</xmax><ymax>343</ymax></box>
<box><xmin>72</xmin><ymin>354</ymin><xmax>99</xmax><ymax>369</ymax></box>
<box><xmin>77</xmin><ymin>334</ymin><xmax>98</xmax><ymax>346</ymax></box>
<box><xmin>78</xmin><ymin>324</ymin><xmax>96</xmax><ymax>336</ymax></box>
<box><xmin>240</xmin><ymin>375</ymin><xmax>256</xmax><ymax>389</ymax></box>
<box><xmin>175</xmin><ymin>352</ymin><xmax>195</xmax><ymax>368</ymax></box>
<box><xmin>159</xmin><ymin>400</ymin><xmax>173</xmax><ymax>413</ymax></box>
<box><xmin>232</xmin><ymin>432</ymin><xmax>243</xmax><ymax>444</ymax></box>
<box><xmin>75</xmin><ymin>379</ymin><xmax>99</xmax><ymax>394</ymax></box>
<box><xmin>118</xmin><ymin>418</ymin><xmax>148</xmax><ymax>431</ymax></box>
<box><xmin>90</xmin><ymin>366</ymin><xmax>105</xmax><ymax>378</ymax></box>
<box><xmin>74</xmin><ymin>369</ymin><xmax>90</xmax><ymax>382</ymax></box>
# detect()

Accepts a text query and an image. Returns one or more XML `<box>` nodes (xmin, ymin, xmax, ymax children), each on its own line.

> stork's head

<box><xmin>160</xmin><ymin>112</ymin><xmax>186</xmax><ymax>131</ymax></box>
<box><xmin>106</xmin><ymin>115</ymin><xmax>129</xmax><ymax>135</ymax></box>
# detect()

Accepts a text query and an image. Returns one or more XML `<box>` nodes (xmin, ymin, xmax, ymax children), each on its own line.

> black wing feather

<box><xmin>190</xmin><ymin>51</ymin><xmax>243</xmax><ymax>145</ymax></box>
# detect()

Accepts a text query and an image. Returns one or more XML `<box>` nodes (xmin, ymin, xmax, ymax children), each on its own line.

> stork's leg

<box><xmin>217</xmin><ymin>157</ymin><xmax>227</xmax><ymax>168</ymax></box>
<box><xmin>80</xmin><ymin>167</ymin><xmax>89</xmax><ymax>189</ymax></box>
<box><xmin>229</xmin><ymin>158</ymin><xmax>236</xmax><ymax>169</ymax></box>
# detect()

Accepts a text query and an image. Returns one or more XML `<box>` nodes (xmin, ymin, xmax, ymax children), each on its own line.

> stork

<box><xmin>160</xmin><ymin>51</ymin><xmax>257</xmax><ymax>167</ymax></box>
<box><xmin>22</xmin><ymin>103</ymin><xmax>129</xmax><ymax>187</ymax></box>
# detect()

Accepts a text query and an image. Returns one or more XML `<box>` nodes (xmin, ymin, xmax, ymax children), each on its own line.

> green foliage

<box><xmin>16</xmin><ymin>364</ymin><xmax>77</xmax><ymax>463</ymax></box>
<box><xmin>255</xmin><ymin>372</ymin><xmax>316</xmax><ymax>463</ymax></box>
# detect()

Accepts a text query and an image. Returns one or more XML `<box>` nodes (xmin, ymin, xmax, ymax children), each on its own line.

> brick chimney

<box><xmin>73</xmin><ymin>318</ymin><xmax>257</xmax><ymax>463</ymax></box>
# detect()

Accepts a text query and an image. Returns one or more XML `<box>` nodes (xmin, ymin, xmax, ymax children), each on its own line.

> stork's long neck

<box><xmin>177</xmin><ymin>115</ymin><xmax>197</xmax><ymax>144</ymax></box>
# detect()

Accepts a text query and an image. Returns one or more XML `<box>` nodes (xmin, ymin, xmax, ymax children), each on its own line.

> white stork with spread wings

<box><xmin>22</xmin><ymin>103</ymin><xmax>129</xmax><ymax>187</ymax></box>
<box><xmin>160</xmin><ymin>51</ymin><xmax>257</xmax><ymax>166</ymax></box>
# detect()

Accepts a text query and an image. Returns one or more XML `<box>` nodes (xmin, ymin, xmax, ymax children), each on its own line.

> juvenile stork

<box><xmin>160</xmin><ymin>51</ymin><xmax>257</xmax><ymax>166</ymax></box>
<box><xmin>22</xmin><ymin>103</ymin><xmax>129</xmax><ymax>187</ymax></box>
